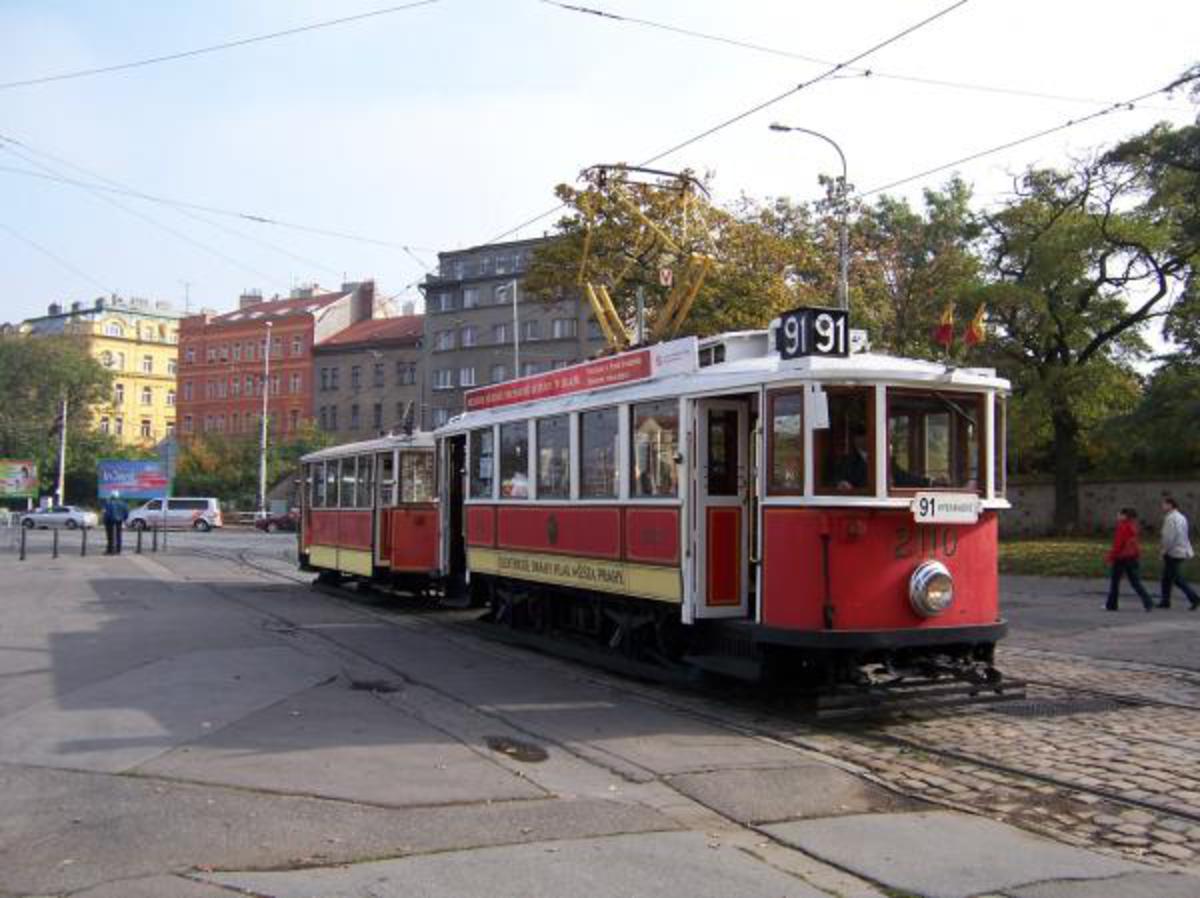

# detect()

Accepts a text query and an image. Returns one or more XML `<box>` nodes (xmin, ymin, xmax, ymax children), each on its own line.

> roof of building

<box><xmin>315</xmin><ymin>314</ymin><xmax>423</xmax><ymax>348</ymax></box>
<box><xmin>208</xmin><ymin>290</ymin><xmax>350</xmax><ymax>325</ymax></box>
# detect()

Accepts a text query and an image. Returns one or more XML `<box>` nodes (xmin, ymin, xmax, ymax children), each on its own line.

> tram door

<box><xmin>441</xmin><ymin>435</ymin><xmax>467</xmax><ymax>592</ymax></box>
<box><xmin>693</xmin><ymin>398</ymin><xmax>750</xmax><ymax>618</ymax></box>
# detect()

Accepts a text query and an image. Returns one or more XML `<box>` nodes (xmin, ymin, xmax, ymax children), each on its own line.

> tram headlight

<box><xmin>909</xmin><ymin>560</ymin><xmax>954</xmax><ymax>617</ymax></box>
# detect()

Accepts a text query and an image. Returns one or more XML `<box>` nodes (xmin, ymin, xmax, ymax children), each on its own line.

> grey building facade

<box><xmin>312</xmin><ymin>315</ymin><xmax>424</xmax><ymax>442</ymax></box>
<box><xmin>419</xmin><ymin>237</ymin><xmax>605</xmax><ymax>428</ymax></box>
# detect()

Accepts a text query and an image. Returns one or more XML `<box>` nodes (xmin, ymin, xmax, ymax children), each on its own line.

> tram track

<box><xmin>182</xmin><ymin>544</ymin><xmax>1200</xmax><ymax>841</ymax></box>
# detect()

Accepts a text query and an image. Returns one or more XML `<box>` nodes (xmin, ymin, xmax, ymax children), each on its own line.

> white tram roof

<box><xmin>438</xmin><ymin>331</ymin><xmax>1010</xmax><ymax>435</ymax></box>
<box><xmin>301</xmin><ymin>430</ymin><xmax>435</xmax><ymax>463</ymax></box>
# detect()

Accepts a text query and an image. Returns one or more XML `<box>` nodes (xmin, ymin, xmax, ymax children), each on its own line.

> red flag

<box><xmin>964</xmin><ymin>304</ymin><xmax>986</xmax><ymax>346</ymax></box>
<box><xmin>933</xmin><ymin>303</ymin><xmax>954</xmax><ymax>348</ymax></box>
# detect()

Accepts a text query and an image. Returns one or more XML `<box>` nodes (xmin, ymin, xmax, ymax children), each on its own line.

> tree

<box><xmin>1094</xmin><ymin>359</ymin><xmax>1200</xmax><ymax>475</ymax></box>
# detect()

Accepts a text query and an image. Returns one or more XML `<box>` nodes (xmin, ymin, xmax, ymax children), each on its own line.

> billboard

<box><xmin>97</xmin><ymin>460</ymin><xmax>169</xmax><ymax>500</ymax></box>
<box><xmin>0</xmin><ymin>460</ymin><xmax>37</xmax><ymax>498</ymax></box>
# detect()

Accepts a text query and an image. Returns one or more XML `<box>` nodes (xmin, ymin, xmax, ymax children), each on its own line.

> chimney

<box><xmin>94</xmin><ymin>297</ymin><xmax>106</xmax><ymax>310</ymax></box>
<box><xmin>70</xmin><ymin>301</ymin><xmax>83</xmax><ymax>313</ymax></box>
<box><xmin>239</xmin><ymin>289</ymin><xmax>263</xmax><ymax>309</ymax></box>
<box><xmin>350</xmin><ymin>279</ymin><xmax>375</xmax><ymax>324</ymax></box>
<box><xmin>401</xmin><ymin>300</ymin><xmax>415</xmax><ymax>316</ymax></box>
<box><xmin>48</xmin><ymin>303</ymin><xmax>61</xmax><ymax>316</ymax></box>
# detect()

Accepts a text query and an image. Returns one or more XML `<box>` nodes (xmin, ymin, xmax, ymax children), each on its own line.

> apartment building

<box><xmin>176</xmin><ymin>282</ymin><xmax>373</xmax><ymax>440</ymax></box>
<box><xmin>312</xmin><ymin>314</ymin><xmax>424</xmax><ymax>441</ymax></box>
<box><xmin>419</xmin><ymin>237</ymin><xmax>604</xmax><ymax>428</ymax></box>
<box><xmin>21</xmin><ymin>296</ymin><xmax>182</xmax><ymax>445</ymax></box>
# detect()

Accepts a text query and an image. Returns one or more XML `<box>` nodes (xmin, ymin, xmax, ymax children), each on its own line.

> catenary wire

<box><xmin>0</xmin><ymin>0</ymin><xmax>441</xmax><ymax>91</ymax></box>
<box><xmin>480</xmin><ymin>0</ymin><xmax>972</xmax><ymax>247</ymax></box>
<box><xmin>0</xmin><ymin>219</ymin><xmax>115</xmax><ymax>294</ymax></box>
<box><xmin>539</xmin><ymin>1</ymin><xmax>1182</xmax><ymax>113</ymax></box>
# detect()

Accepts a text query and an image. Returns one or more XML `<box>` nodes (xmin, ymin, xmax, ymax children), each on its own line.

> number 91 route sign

<box><xmin>774</xmin><ymin>307</ymin><xmax>850</xmax><ymax>360</ymax></box>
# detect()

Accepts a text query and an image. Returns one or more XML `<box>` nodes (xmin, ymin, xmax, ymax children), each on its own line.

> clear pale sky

<box><xmin>1</xmin><ymin>0</ymin><xmax>1196</xmax><ymax>324</ymax></box>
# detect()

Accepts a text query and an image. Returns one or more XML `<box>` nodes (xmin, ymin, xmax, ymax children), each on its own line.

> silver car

<box><xmin>20</xmin><ymin>505</ymin><xmax>99</xmax><ymax>530</ymax></box>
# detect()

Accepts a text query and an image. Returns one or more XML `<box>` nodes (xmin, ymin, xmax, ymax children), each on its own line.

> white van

<box><xmin>127</xmin><ymin>497</ymin><xmax>223</xmax><ymax>531</ymax></box>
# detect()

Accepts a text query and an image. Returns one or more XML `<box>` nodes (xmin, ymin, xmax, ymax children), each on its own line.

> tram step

<box><xmin>681</xmin><ymin>653</ymin><xmax>763</xmax><ymax>682</ymax></box>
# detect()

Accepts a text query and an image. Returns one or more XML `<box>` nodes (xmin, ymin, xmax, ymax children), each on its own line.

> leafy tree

<box><xmin>1094</xmin><ymin>360</ymin><xmax>1200</xmax><ymax>475</ymax></box>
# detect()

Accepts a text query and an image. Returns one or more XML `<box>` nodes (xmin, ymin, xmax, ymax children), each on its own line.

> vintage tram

<box><xmin>300</xmin><ymin>308</ymin><xmax>1011</xmax><ymax>686</ymax></box>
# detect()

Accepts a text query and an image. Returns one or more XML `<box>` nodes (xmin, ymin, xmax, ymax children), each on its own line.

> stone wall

<box><xmin>1003</xmin><ymin>479</ymin><xmax>1200</xmax><ymax>537</ymax></box>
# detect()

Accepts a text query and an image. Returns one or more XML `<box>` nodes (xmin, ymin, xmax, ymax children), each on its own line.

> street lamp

<box><xmin>769</xmin><ymin>123</ymin><xmax>850</xmax><ymax>311</ymax></box>
<box><xmin>258</xmin><ymin>320</ymin><xmax>273</xmax><ymax>518</ymax></box>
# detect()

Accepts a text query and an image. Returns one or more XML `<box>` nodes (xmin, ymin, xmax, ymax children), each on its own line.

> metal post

<box><xmin>52</xmin><ymin>528</ymin><xmax>59</xmax><ymax>559</ymax></box>
<box><xmin>136</xmin><ymin>527</ymin><xmax>143</xmax><ymax>554</ymax></box>
<box><xmin>152</xmin><ymin>524</ymin><xmax>158</xmax><ymax>553</ymax></box>
<box><xmin>19</xmin><ymin>525</ymin><xmax>26</xmax><ymax>561</ymax></box>
<box><xmin>56</xmin><ymin>396</ymin><xmax>68</xmax><ymax>505</ymax></box>
<box><xmin>81</xmin><ymin>526</ymin><xmax>87</xmax><ymax>557</ymax></box>
<box><xmin>635</xmin><ymin>286</ymin><xmax>646</xmax><ymax>345</ymax></box>
<box><xmin>259</xmin><ymin>321</ymin><xmax>273</xmax><ymax>519</ymax></box>
<box><xmin>510</xmin><ymin>279</ymin><xmax>520</xmax><ymax>377</ymax></box>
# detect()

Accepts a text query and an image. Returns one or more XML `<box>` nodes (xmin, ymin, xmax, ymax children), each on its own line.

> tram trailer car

<box><xmin>299</xmin><ymin>432</ymin><xmax>440</xmax><ymax>592</ymax></box>
<box><xmin>300</xmin><ymin>308</ymin><xmax>1011</xmax><ymax>686</ymax></box>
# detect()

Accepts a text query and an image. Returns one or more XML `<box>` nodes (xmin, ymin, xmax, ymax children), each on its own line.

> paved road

<box><xmin>1</xmin><ymin>531</ymin><xmax>1197</xmax><ymax>897</ymax></box>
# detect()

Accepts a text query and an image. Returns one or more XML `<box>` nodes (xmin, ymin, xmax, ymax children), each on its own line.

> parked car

<box><xmin>127</xmin><ymin>497</ymin><xmax>224</xmax><ymax>532</ymax></box>
<box><xmin>20</xmin><ymin>505</ymin><xmax>99</xmax><ymax>530</ymax></box>
<box><xmin>254</xmin><ymin>510</ymin><xmax>298</xmax><ymax>533</ymax></box>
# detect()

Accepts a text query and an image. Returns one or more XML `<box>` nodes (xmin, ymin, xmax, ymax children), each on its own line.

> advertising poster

<box><xmin>97</xmin><ymin>460</ymin><xmax>169</xmax><ymax>499</ymax></box>
<box><xmin>0</xmin><ymin>460</ymin><xmax>37</xmax><ymax>498</ymax></box>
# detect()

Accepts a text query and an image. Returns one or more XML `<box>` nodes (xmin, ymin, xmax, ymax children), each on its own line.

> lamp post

<box><xmin>769</xmin><ymin>123</ymin><xmax>850</xmax><ymax>311</ymax></box>
<box><xmin>258</xmin><ymin>320</ymin><xmax>272</xmax><ymax>518</ymax></box>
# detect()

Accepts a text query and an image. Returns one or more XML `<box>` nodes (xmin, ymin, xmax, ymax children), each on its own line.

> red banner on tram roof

<box><xmin>464</xmin><ymin>349</ymin><xmax>653</xmax><ymax>412</ymax></box>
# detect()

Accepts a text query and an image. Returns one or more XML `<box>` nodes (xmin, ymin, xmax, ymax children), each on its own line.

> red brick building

<box><xmin>177</xmin><ymin>282</ymin><xmax>374</xmax><ymax>440</ymax></box>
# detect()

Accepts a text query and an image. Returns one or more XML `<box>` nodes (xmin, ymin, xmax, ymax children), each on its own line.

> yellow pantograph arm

<box><xmin>596</xmin><ymin>284</ymin><xmax>631</xmax><ymax>349</ymax></box>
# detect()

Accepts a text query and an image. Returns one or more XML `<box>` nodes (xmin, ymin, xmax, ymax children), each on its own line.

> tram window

<box><xmin>815</xmin><ymin>388</ymin><xmax>874</xmax><ymax>495</ymax></box>
<box><xmin>994</xmin><ymin>396</ymin><xmax>1007</xmax><ymax>497</ymax></box>
<box><xmin>340</xmin><ymin>457</ymin><xmax>357</xmax><ymax>508</ymax></box>
<box><xmin>631</xmin><ymin>400</ymin><xmax>679</xmax><ymax>498</ymax></box>
<box><xmin>768</xmin><ymin>390</ymin><xmax>804</xmax><ymax>494</ymax></box>
<box><xmin>469</xmin><ymin>428</ymin><xmax>494</xmax><ymax>499</ymax></box>
<box><xmin>886</xmin><ymin>390</ymin><xmax>982</xmax><ymax>492</ymax></box>
<box><xmin>379</xmin><ymin>452</ymin><xmax>396</xmax><ymax>506</ymax></box>
<box><xmin>499</xmin><ymin>422</ymin><xmax>529</xmax><ymax>498</ymax></box>
<box><xmin>325</xmin><ymin>458</ymin><xmax>341</xmax><ymax>508</ymax></box>
<box><xmin>579</xmin><ymin>407</ymin><xmax>619</xmax><ymax>498</ymax></box>
<box><xmin>357</xmin><ymin>455</ymin><xmax>374</xmax><ymax>509</ymax></box>
<box><xmin>537</xmin><ymin>416</ymin><xmax>570</xmax><ymax>499</ymax></box>
<box><xmin>311</xmin><ymin>463</ymin><xmax>326</xmax><ymax>508</ymax></box>
<box><xmin>401</xmin><ymin>452</ymin><xmax>435</xmax><ymax>502</ymax></box>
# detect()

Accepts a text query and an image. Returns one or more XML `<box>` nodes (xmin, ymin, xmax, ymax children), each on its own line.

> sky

<box><xmin>1</xmin><ymin>0</ymin><xmax>1196</xmax><ymax>325</ymax></box>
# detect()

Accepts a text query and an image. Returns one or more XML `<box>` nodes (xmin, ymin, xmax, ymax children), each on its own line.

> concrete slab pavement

<box><xmin>763</xmin><ymin>810</ymin><xmax>1150</xmax><ymax>898</ymax></box>
<box><xmin>1001</xmin><ymin>870</ymin><xmax>1200</xmax><ymax>897</ymax></box>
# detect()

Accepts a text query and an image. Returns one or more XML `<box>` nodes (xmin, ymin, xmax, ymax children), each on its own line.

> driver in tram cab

<box><xmin>834</xmin><ymin>426</ymin><xmax>869</xmax><ymax>491</ymax></box>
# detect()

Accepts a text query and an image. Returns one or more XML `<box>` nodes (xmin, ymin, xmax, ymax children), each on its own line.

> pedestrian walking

<box><xmin>1105</xmin><ymin>507</ymin><xmax>1154</xmax><ymax>611</ymax></box>
<box><xmin>102</xmin><ymin>491</ymin><xmax>129</xmax><ymax>555</ymax></box>
<box><xmin>1157</xmin><ymin>495</ymin><xmax>1199</xmax><ymax>610</ymax></box>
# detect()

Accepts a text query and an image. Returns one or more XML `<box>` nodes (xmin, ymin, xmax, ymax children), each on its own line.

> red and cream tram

<box><xmin>301</xmin><ymin>307</ymin><xmax>1011</xmax><ymax>684</ymax></box>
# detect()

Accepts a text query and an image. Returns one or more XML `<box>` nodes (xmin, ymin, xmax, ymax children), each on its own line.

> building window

<box><xmin>100</xmin><ymin>350</ymin><xmax>114</xmax><ymax>368</ymax></box>
<box><xmin>115</xmin><ymin>416</ymin><xmax>124</xmax><ymax>436</ymax></box>
<box><xmin>290</xmin><ymin>372</ymin><xmax>301</xmax><ymax>394</ymax></box>
<box><xmin>233</xmin><ymin>344</ymin><xmax>241</xmax><ymax>362</ymax></box>
<box><xmin>520</xmin><ymin>362</ymin><xmax>541</xmax><ymax>377</ymax></box>
<box><xmin>490</xmin><ymin>364</ymin><xmax>507</xmax><ymax>384</ymax></box>
<box><xmin>396</xmin><ymin>362</ymin><xmax>416</xmax><ymax>385</ymax></box>
<box><xmin>185</xmin><ymin>346</ymin><xmax>195</xmax><ymax>364</ymax></box>
<box><xmin>291</xmin><ymin>335</ymin><xmax>303</xmax><ymax>356</ymax></box>
<box><xmin>167</xmin><ymin>358</ymin><xmax>177</xmax><ymax>375</ymax></box>
<box><xmin>433</xmin><ymin>369</ymin><xmax>454</xmax><ymax>390</ymax></box>
<box><xmin>631</xmin><ymin>400</ymin><xmax>679</xmax><ymax>498</ymax></box>
<box><xmin>219</xmin><ymin>345</ymin><xmax>229</xmax><ymax>362</ymax></box>
<box><xmin>167</xmin><ymin>389</ymin><xmax>176</xmax><ymax>406</ymax></box>
<box><xmin>493</xmin><ymin>283</ymin><xmax>512</xmax><ymax>305</ymax></box>
<box><xmin>272</xmin><ymin>336</ymin><xmax>282</xmax><ymax>358</ymax></box>
<box><xmin>460</xmin><ymin>325</ymin><xmax>478</xmax><ymax>347</ymax></box>
<box><xmin>372</xmin><ymin>402</ymin><xmax>383</xmax><ymax>430</ymax></box>
<box><xmin>551</xmin><ymin>360</ymin><xmax>570</xmax><ymax>370</ymax></box>
<box><xmin>580</xmin><ymin>407</ymin><xmax>619</xmax><ymax>498</ymax></box>
<box><xmin>117</xmin><ymin>352</ymin><xmax>125</xmax><ymax>370</ymax></box>
<box><xmin>289</xmin><ymin>409</ymin><xmax>299</xmax><ymax>431</ymax></box>
<box><xmin>271</xmin><ymin>374</ymin><xmax>280</xmax><ymax>396</ymax></box>
<box><xmin>348</xmin><ymin>364</ymin><xmax>360</xmax><ymax>389</ymax></box>
<box><xmin>463</xmin><ymin>287</ymin><xmax>480</xmax><ymax>309</ymax></box>
<box><xmin>434</xmin><ymin>330</ymin><xmax>455</xmax><ymax>351</ymax></box>
<box><xmin>469</xmin><ymin>428</ymin><xmax>493</xmax><ymax>498</ymax></box>
<box><xmin>433</xmin><ymin>407</ymin><xmax>451</xmax><ymax>428</ymax></box>
<box><xmin>114</xmin><ymin>383</ymin><xmax>125</xmax><ymax>405</ymax></box>
<box><xmin>319</xmin><ymin>368</ymin><xmax>328</xmax><ymax>391</ymax></box>
<box><xmin>434</xmin><ymin>292</ymin><xmax>453</xmax><ymax>312</ymax></box>
<box><xmin>140</xmin><ymin>419</ymin><xmax>152</xmax><ymax>439</ymax></box>
<box><xmin>231</xmin><ymin>378</ymin><xmax>240</xmax><ymax>397</ymax></box>
<box><xmin>99</xmin><ymin>417</ymin><xmax>110</xmax><ymax>435</ymax></box>
<box><xmin>141</xmin><ymin>386</ymin><xmax>152</xmax><ymax>405</ymax></box>
<box><xmin>537</xmin><ymin>415</ymin><xmax>570</xmax><ymax>499</ymax></box>
<box><xmin>182</xmin><ymin>381</ymin><xmax>192</xmax><ymax>401</ymax></box>
<box><xmin>459</xmin><ymin>367</ymin><xmax>476</xmax><ymax>388</ymax></box>
<box><xmin>330</xmin><ymin>367</ymin><xmax>339</xmax><ymax>390</ymax></box>
<box><xmin>206</xmin><ymin>348</ymin><xmax>216</xmax><ymax>363</ymax></box>
<box><xmin>373</xmin><ymin>363</ymin><xmax>384</xmax><ymax>387</ymax></box>
<box><xmin>319</xmin><ymin>407</ymin><xmax>328</xmax><ymax>431</ymax></box>
<box><xmin>166</xmin><ymin>421</ymin><xmax>175</xmax><ymax>437</ymax></box>
<box><xmin>522</xmin><ymin>320</ymin><xmax>540</xmax><ymax>342</ymax></box>
<box><xmin>245</xmin><ymin>375</ymin><xmax>254</xmax><ymax>395</ymax></box>
<box><xmin>230</xmin><ymin>412</ymin><xmax>239</xmax><ymax>433</ymax></box>
<box><xmin>586</xmin><ymin>319</ymin><xmax>603</xmax><ymax>341</ymax></box>
<box><xmin>350</xmin><ymin>404</ymin><xmax>360</xmax><ymax>430</ymax></box>
<box><xmin>329</xmin><ymin>406</ymin><xmax>338</xmax><ymax>430</ymax></box>
<box><xmin>184</xmin><ymin>415</ymin><xmax>193</xmax><ymax>433</ymax></box>
<box><xmin>492</xmin><ymin>323</ymin><xmax>509</xmax><ymax>344</ymax></box>
<box><xmin>551</xmin><ymin>318</ymin><xmax>577</xmax><ymax>339</ymax></box>
<box><xmin>105</xmin><ymin>322</ymin><xmax>123</xmax><ymax>337</ymax></box>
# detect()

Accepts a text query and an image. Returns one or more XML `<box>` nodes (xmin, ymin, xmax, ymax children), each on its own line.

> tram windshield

<box><xmin>886</xmin><ymin>390</ymin><xmax>982</xmax><ymax>492</ymax></box>
<box><xmin>815</xmin><ymin>388</ymin><xmax>874</xmax><ymax>495</ymax></box>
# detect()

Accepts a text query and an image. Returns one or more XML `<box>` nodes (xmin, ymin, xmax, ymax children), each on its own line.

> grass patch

<box><xmin>1000</xmin><ymin>538</ymin><xmax>1167</xmax><ymax>580</ymax></box>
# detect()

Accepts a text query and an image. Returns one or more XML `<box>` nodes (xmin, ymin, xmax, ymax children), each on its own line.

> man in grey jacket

<box><xmin>1158</xmin><ymin>496</ymin><xmax>1198</xmax><ymax>609</ymax></box>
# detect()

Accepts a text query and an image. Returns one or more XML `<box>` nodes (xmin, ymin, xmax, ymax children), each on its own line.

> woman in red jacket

<box><xmin>1106</xmin><ymin>508</ymin><xmax>1154</xmax><ymax>611</ymax></box>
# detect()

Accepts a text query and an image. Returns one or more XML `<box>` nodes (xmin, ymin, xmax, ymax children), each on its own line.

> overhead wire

<box><xmin>0</xmin><ymin>219</ymin><xmax>115</xmax><ymax>294</ymax></box>
<box><xmin>0</xmin><ymin>0</ymin><xmax>441</xmax><ymax>91</ymax></box>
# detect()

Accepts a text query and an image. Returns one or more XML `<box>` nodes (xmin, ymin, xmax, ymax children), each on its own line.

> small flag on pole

<box><xmin>964</xmin><ymin>304</ymin><xmax>986</xmax><ymax>346</ymax></box>
<box><xmin>933</xmin><ymin>302</ymin><xmax>955</xmax><ymax>348</ymax></box>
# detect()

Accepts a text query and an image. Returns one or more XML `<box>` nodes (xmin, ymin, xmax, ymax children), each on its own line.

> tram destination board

<box><xmin>775</xmin><ymin>307</ymin><xmax>849</xmax><ymax>360</ymax></box>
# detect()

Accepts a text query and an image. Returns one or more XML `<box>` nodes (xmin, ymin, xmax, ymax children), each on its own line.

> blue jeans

<box><xmin>1161</xmin><ymin>556</ymin><xmax>1199</xmax><ymax>606</ymax></box>
<box><xmin>1107</xmin><ymin>559</ymin><xmax>1152</xmax><ymax>609</ymax></box>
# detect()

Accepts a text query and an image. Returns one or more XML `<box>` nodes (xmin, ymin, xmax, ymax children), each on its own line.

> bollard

<box><xmin>136</xmin><ymin>527</ymin><xmax>143</xmax><ymax>554</ymax></box>
<box><xmin>162</xmin><ymin>522</ymin><xmax>168</xmax><ymax>551</ymax></box>
<box><xmin>19</xmin><ymin>524</ymin><xmax>26</xmax><ymax>561</ymax></box>
<box><xmin>152</xmin><ymin>525</ymin><xmax>158</xmax><ymax>553</ymax></box>
<box><xmin>81</xmin><ymin>526</ymin><xmax>88</xmax><ymax>557</ymax></box>
<box><xmin>52</xmin><ymin>528</ymin><xmax>59</xmax><ymax>559</ymax></box>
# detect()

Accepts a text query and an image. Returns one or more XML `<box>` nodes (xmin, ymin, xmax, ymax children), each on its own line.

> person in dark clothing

<box><xmin>834</xmin><ymin>428</ymin><xmax>869</xmax><ymax>490</ymax></box>
<box><xmin>1105</xmin><ymin>507</ymin><xmax>1154</xmax><ymax>611</ymax></box>
<box><xmin>102</xmin><ymin>492</ymin><xmax>129</xmax><ymax>555</ymax></box>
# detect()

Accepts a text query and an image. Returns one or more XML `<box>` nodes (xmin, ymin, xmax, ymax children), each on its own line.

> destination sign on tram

<box><xmin>774</xmin><ymin>307</ymin><xmax>850</xmax><ymax>360</ymax></box>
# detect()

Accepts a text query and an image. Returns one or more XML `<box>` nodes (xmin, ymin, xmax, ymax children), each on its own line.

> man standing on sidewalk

<box><xmin>1158</xmin><ymin>495</ymin><xmax>1199</xmax><ymax>609</ymax></box>
<box><xmin>102</xmin><ymin>491</ymin><xmax>129</xmax><ymax>555</ymax></box>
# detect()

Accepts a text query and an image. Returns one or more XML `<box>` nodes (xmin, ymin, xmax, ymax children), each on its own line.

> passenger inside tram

<box><xmin>818</xmin><ymin>388</ymin><xmax>872</xmax><ymax>494</ymax></box>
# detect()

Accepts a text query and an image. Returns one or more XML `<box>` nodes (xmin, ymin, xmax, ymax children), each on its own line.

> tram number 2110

<box><xmin>775</xmin><ymin>307</ymin><xmax>850</xmax><ymax>360</ymax></box>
